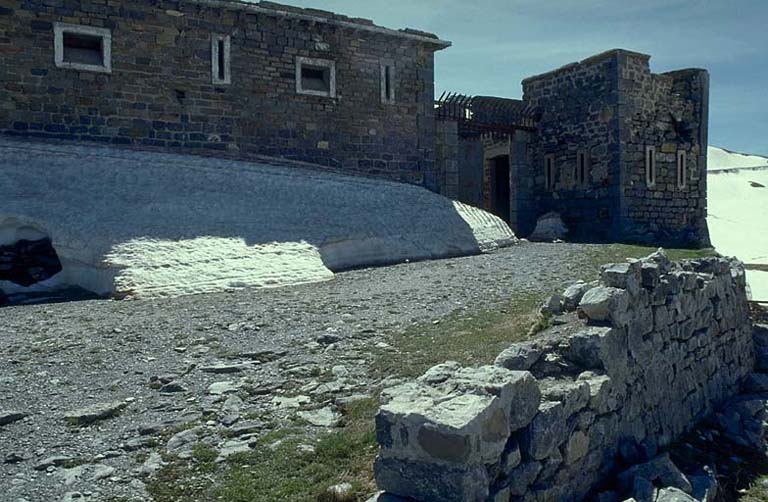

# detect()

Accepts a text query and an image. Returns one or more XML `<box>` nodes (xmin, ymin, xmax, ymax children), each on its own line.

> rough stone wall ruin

<box><xmin>617</xmin><ymin>52</ymin><xmax>710</xmax><ymax>246</ymax></box>
<box><xmin>521</xmin><ymin>50</ymin><xmax>621</xmax><ymax>242</ymax></box>
<box><xmin>520</xmin><ymin>49</ymin><xmax>709</xmax><ymax>246</ymax></box>
<box><xmin>0</xmin><ymin>0</ymin><xmax>446</xmax><ymax>188</ymax></box>
<box><xmin>374</xmin><ymin>251</ymin><xmax>753</xmax><ymax>501</ymax></box>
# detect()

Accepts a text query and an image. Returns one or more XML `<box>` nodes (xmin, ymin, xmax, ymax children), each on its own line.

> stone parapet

<box><xmin>373</xmin><ymin>250</ymin><xmax>753</xmax><ymax>501</ymax></box>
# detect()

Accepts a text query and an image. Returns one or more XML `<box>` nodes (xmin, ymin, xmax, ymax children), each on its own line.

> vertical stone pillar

<box><xmin>509</xmin><ymin>129</ymin><xmax>535</xmax><ymax>237</ymax></box>
<box><xmin>435</xmin><ymin>120</ymin><xmax>459</xmax><ymax>198</ymax></box>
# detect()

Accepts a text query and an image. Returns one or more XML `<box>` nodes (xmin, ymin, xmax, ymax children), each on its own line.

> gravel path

<box><xmin>0</xmin><ymin>242</ymin><xmax>600</xmax><ymax>502</ymax></box>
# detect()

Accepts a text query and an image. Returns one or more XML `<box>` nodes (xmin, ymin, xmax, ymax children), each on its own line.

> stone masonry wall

<box><xmin>520</xmin><ymin>49</ymin><xmax>709</xmax><ymax>246</ymax></box>
<box><xmin>0</xmin><ymin>0</ymin><xmax>446</xmax><ymax>188</ymax></box>
<box><xmin>435</xmin><ymin>120</ymin><xmax>459</xmax><ymax>199</ymax></box>
<box><xmin>374</xmin><ymin>251</ymin><xmax>753</xmax><ymax>501</ymax></box>
<box><xmin>617</xmin><ymin>52</ymin><xmax>710</xmax><ymax>246</ymax></box>
<box><xmin>521</xmin><ymin>50</ymin><xmax>622</xmax><ymax>241</ymax></box>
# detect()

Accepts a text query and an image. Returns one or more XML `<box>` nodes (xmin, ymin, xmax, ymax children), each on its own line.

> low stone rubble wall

<box><xmin>373</xmin><ymin>250</ymin><xmax>754</xmax><ymax>501</ymax></box>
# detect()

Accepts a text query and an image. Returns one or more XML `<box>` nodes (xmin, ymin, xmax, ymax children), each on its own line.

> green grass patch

<box><xmin>216</xmin><ymin>398</ymin><xmax>379</xmax><ymax>502</ymax></box>
<box><xmin>191</xmin><ymin>443</ymin><xmax>218</xmax><ymax>474</ymax></box>
<box><xmin>372</xmin><ymin>292</ymin><xmax>547</xmax><ymax>379</ymax></box>
<box><xmin>146</xmin><ymin>399</ymin><xmax>380</xmax><ymax>502</ymax></box>
<box><xmin>585</xmin><ymin>243</ymin><xmax>717</xmax><ymax>270</ymax></box>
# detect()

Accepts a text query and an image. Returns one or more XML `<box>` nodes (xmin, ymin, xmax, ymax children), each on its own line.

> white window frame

<box><xmin>677</xmin><ymin>150</ymin><xmax>687</xmax><ymax>189</ymax></box>
<box><xmin>545</xmin><ymin>154</ymin><xmax>556</xmax><ymax>190</ymax></box>
<box><xmin>645</xmin><ymin>146</ymin><xmax>657</xmax><ymax>188</ymax></box>
<box><xmin>296</xmin><ymin>56</ymin><xmax>336</xmax><ymax>98</ymax></box>
<box><xmin>211</xmin><ymin>34</ymin><xmax>231</xmax><ymax>85</ymax></box>
<box><xmin>576</xmin><ymin>150</ymin><xmax>589</xmax><ymax>187</ymax></box>
<box><xmin>381</xmin><ymin>62</ymin><xmax>395</xmax><ymax>104</ymax></box>
<box><xmin>54</xmin><ymin>22</ymin><xmax>112</xmax><ymax>74</ymax></box>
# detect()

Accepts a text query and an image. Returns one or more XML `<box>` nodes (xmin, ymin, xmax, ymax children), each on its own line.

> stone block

<box><xmin>540</xmin><ymin>378</ymin><xmax>591</xmax><ymax>417</ymax></box>
<box><xmin>601</xmin><ymin>261</ymin><xmax>642</xmax><ymax>295</ymax></box>
<box><xmin>641</xmin><ymin>262</ymin><xmax>660</xmax><ymax>289</ymax></box>
<box><xmin>540</xmin><ymin>294</ymin><xmax>564</xmax><ymax>316</ymax></box>
<box><xmin>579</xmin><ymin>286</ymin><xmax>630</xmax><ymax>324</ymax></box>
<box><xmin>654</xmin><ymin>487</ymin><xmax>697</xmax><ymax>502</ymax></box>
<box><xmin>377</xmin><ymin>364</ymin><xmax>539</xmax><ymax>467</ymax></box>
<box><xmin>618</xmin><ymin>453</ymin><xmax>692</xmax><ymax>495</ymax></box>
<box><xmin>563</xmin><ymin>430</ymin><xmax>590</xmax><ymax>465</ymax></box>
<box><xmin>563</xmin><ymin>326</ymin><xmax>628</xmax><ymax>374</ymax></box>
<box><xmin>374</xmin><ymin>456</ymin><xmax>489</xmax><ymax>502</ymax></box>
<box><xmin>562</xmin><ymin>281</ymin><xmax>592</xmax><ymax>311</ymax></box>
<box><xmin>578</xmin><ymin>371</ymin><xmax>620</xmax><ymax>414</ymax></box>
<box><xmin>522</xmin><ymin>400</ymin><xmax>568</xmax><ymax>460</ymax></box>
<box><xmin>502</xmin><ymin>461</ymin><xmax>542</xmax><ymax>497</ymax></box>
<box><xmin>495</xmin><ymin>342</ymin><xmax>543</xmax><ymax>372</ymax></box>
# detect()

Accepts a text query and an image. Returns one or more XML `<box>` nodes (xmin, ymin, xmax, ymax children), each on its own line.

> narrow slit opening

<box><xmin>217</xmin><ymin>38</ymin><xmax>226</xmax><ymax>81</ymax></box>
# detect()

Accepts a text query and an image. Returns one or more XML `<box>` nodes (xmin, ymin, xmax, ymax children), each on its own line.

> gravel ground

<box><xmin>0</xmin><ymin>242</ymin><xmax>599</xmax><ymax>502</ymax></box>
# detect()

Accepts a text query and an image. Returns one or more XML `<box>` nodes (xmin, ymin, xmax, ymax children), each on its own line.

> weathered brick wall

<box><xmin>0</xmin><ymin>0</ymin><xmax>445</xmax><ymax>188</ymax></box>
<box><xmin>521</xmin><ymin>51</ymin><xmax>622</xmax><ymax>241</ymax></box>
<box><xmin>617</xmin><ymin>52</ymin><xmax>710</xmax><ymax>246</ymax></box>
<box><xmin>374</xmin><ymin>251</ymin><xmax>753</xmax><ymax>501</ymax></box>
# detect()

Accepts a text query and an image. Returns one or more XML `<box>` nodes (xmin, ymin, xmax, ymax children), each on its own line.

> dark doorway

<box><xmin>490</xmin><ymin>155</ymin><xmax>510</xmax><ymax>223</ymax></box>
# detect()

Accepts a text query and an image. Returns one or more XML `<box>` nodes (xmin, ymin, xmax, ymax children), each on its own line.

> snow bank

<box><xmin>707</xmin><ymin>147</ymin><xmax>768</xmax><ymax>300</ymax></box>
<box><xmin>708</xmin><ymin>146</ymin><xmax>768</xmax><ymax>171</ymax></box>
<box><xmin>104</xmin><ymin>238</ymin><xmax>333</xmax><ymax>298</ymax></box>
<box><xmin>0</xmin><ymin>137</ymin><xmax>515</xmax><ymax>299</ymax></box>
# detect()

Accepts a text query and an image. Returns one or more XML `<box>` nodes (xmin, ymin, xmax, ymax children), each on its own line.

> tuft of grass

<box><xmin>528</xmin><ymin>312</ymin><xmax>554</xmax><ymax>336</ymax></box>
<box><xmin>146</xmin><ymin>458</ymin><xmax>214</xmax><ymax>502</ymax></box>
<box><xmin>192</xmin><ymin>443</ymin><xmax>218</xmax><ymax>474</ymax></box>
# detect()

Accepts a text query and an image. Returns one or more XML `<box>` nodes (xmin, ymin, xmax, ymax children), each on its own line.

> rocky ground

<box><xmin>0</xmin><ymin>242</ymin><xmax>614</xmax><ymax>502</ymax></box>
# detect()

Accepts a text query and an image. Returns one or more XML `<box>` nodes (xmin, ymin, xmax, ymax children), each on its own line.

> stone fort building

<box><xmin>0</xmin><ymin>0</ymin><xmax>709</xmax><ymax>247</ymax></box>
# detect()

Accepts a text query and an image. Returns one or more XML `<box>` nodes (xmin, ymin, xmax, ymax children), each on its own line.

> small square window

<box><xmin>381</xmin><ymin>63</ymin><xmax>395</xmax><ymax>104</ymax></box>
<box><xmin>54</xmin><ymin>23</ymin><xmax>111</xmax><ymax>73</ymax></box>
<box><xmin>212</xmin><ymin>34</ymin><xmax>231</xmax><ymax>85</ymax></box>
<box><xmin>296</xmin><ymin>56</ymin><xmax>336</xmax><ymax>98</ymax></box>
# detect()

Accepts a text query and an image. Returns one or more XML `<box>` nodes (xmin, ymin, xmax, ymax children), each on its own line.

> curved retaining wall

<box><xmin>374</xmin><ymin>251</ymin><xmax>753</xmax><ymax>502</ymax></box>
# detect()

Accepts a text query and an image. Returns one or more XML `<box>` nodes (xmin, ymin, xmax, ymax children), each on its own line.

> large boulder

<box><xmin>528</xmin><ymin>212</ymin><xmax>568</xmax><ymax>242</ymax></box>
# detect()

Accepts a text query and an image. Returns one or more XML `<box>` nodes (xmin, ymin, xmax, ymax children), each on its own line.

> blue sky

<box><xmin>276</xmin><ymin>0</ymin><xmax>768</xmax><ymax>156</ymax></box>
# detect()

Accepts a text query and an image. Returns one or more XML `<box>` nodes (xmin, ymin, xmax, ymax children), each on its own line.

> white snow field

<box><xmin>707</xmin><ymin>146</ymin><xmax>768</xmax><ymax>300</ymax></box>
<box><xmin>0</xmin><ymin>137</ymin><xmax>515</xmax><ymax>299</ymax></box>
<box><xmin>708</xmin><ymin>146</ymin><xmax>768</xmax><ymax>171</ymax></box>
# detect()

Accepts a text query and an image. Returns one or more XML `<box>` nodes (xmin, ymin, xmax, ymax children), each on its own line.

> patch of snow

<box><xmin>707</xmin><ymin>165</ymin><xmax>768</xmax><ymax>300</ymax></box>
<box><xmin>747</xmin><ymin>271</ymin><xmax>768</xmax><ymax>303</ymax></box>
<box><xmin>452</xmin><ymin>201</ymin><xmax>517</xmax><ymax>251</ymax></box>
<box><xmin>707</xmin><ymin>169</ymin><xmax>768</xmax><ymax>264</ymax></box>
<box><xmin>1</xmin><ymin>137</ymin><xmax>516</xmax><ymax>299</ymax></box>
<box><xmin>105</xmin><ymin>237</ymin><xmax>333</xmax><ymax>298</ymax></box>
<box><xmin>708</xmin><ymin>146</ymin><xmax>768</xmax><ymax>171</ymax></box>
